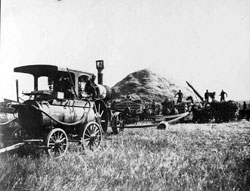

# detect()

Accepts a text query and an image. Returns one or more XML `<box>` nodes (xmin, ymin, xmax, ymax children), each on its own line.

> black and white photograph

<box><xmin>1</xmin><ymin>0</ymin><xmax>250</xmax><ymax>190</ymax></box>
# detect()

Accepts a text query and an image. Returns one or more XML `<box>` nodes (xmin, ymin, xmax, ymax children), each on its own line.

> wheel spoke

<box><xmin>57</xmin><ymin>132</ymin><xmax>61</xmax><ymax>140</ymax></box>
<box><xmin>59</xmin><ymin>137</ymin><xmax>66</xmax><ymax>143</ymax></box>
<box><xmin>93</xmin><ymin>141</ymin><xmax>98</xmax><ymax>148</ymax></box>
<box><xmin>50</xmin><ymin>146</ymin><xmax>55</xmax><ymax>150</ymax></box>
<box><xmin>93</xmin><ymin>127</ymin><xmax>100</xmax><ymax>135</ymax></box>
<box><xmin>54</xmin><ymin>132</ymin><xmax>58</xmax><ymax>140</ymax></box>
<box><xmin>57</xmin><ymin>145</ymin><xmax>62</xmax><ymax>153</ymax></box>
<box><xmin>89</xmin><ymin>125</ymin><xmax>93</xmax><ymax>133</ymax></box>
<box><xmin>84</xmin><ymin>137</ymin><xmax>90</xmax><ymax>143</ymax></box>
<box><xmin>86</xmin><ymin>128</ymin><xmax>91</xmax><ymax>135</ymax></box>
<box><xmin>85</xmin><ymin>140</ymin><xmax>90</xmax><ymax>146</ymax></box>
<box><xmin>49</xmin><ymin>142</ymin><xmax>56</xmax><ymax>146</ymax></box>
<box><xmin>100</xmin><ymin>110</ymin><xmax>104</xmax><ymax>117</ymax></box>
<box><xmin>50</xmin><ymin>137</ymin><xmax>56</xmax><ymax>143</ymax></box>
<box><xmin>84</xmin><ymin>134</ymin><xmax>91</xmax><ymax>138</ymax></box>
<box><xmin>94</xmin><ymin>104</ymin><xmax>97</xmax><ymax>113</ymax></box>
<box><xmin>59</xmin><ymin>132</ymin><xmax>63</xmax><ymax>140</ymax></box>
<box><xmin>84</xmin><ymin>137</ymin><xmax>90</xmax><ymax>142</ymax></box>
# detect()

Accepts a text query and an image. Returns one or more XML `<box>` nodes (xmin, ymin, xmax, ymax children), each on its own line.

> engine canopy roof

<box><xmin>14</xmin><ymin>64</ymin><xmax>94</xmax><ymax>79</ymax></box>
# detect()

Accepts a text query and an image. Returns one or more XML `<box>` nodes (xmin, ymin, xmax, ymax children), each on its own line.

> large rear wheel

<box><xmin>94</xmin><ymin>100</ymin><xmax>109</xmax><ymax>132</ymax></box>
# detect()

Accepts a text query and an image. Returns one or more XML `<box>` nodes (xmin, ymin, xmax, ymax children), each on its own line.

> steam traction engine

<box><xmin>2</xmin><ymin>63</ymin><xmax>111</xmax><ymax>157</ymax></box>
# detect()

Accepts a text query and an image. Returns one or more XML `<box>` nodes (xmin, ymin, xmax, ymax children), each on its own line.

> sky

<box><xmin>1</xmin><ymin>0</ymin><xmax>250</xmax><ymax>101</ymax></box>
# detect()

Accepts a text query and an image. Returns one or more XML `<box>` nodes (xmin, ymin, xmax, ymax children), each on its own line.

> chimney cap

<box><xmin>96</xmin><ymin>60</ymin><xmax>104</xmax><ymax>70</ymax></box>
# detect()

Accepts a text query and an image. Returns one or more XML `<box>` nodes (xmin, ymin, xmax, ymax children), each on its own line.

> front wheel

<box><xmin>46</xmin><ymin>128</ymin><xmax>68</xmax><ymax>158</ymax></box>
<box><xmin>82</xmin><ymin>122</ymin><xmax>102</xmax><ymax>153</ymax></box>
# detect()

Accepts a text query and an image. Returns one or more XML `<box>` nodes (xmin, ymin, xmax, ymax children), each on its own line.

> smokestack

<box><xmin>96</xmin><ymin>60</ymin><xmax>104</xmax><ymax>85</ymax></box>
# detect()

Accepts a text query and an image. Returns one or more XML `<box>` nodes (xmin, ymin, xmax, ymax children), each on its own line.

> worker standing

<box><xmin>220</xmin><ymin>90</ymin><xmax>228</xmax><ymax>102</ymax></box>
<box><xmin>204</xmin><ymin>90</ymin><xmax>209</xmax><ymax>103</ymax></box>
<box><xmin>175</xmin><ymin>90</ymin><xmax>183</xmax><ymax>103</ymax></box>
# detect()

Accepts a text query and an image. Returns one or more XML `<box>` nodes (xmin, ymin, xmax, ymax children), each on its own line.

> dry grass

<box><xmin>1</xmin><ymin>120</ymin><xmax>250</xmax><ymax>191</ymax></box>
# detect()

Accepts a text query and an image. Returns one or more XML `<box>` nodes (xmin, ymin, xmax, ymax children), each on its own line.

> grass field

<box><xmin>1</xmin><ymin>120</ymin><xmax>250</xmax><ymax>191</ymax></box>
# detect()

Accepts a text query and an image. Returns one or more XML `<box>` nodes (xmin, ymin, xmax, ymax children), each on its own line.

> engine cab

<box><xmin>14</xmin><ymin>64</ymin><xmax>111</xmax><ymax>101</ymax></box>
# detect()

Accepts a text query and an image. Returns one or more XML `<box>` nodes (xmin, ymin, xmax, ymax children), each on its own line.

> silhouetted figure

<box><xmin>175</xmin><ymin>90</ymin><xmax>183</xmax><ymax>103</ymax></box>
<box><xmin>243</xmin><ymin>101</ymin><xmax>247</xmax><ymax>111</ymax></box>
<box><xmin>242</xmin><ymin>101</ymin><xmax>247</xmax><ymax>119</ymax></box>
<box><xmin>204</xmin><ymin>90</ymin><xmax>209</xmax><ymax>103</ymax></box>
<box><xmin>220</xmin><ymin>90</ymin><xmax>227</xmax><ymax>102</ymax></box>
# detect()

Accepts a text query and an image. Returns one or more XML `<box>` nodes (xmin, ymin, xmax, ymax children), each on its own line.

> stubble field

<box><xmin>1</xmin><ymin>120</ymin><xmax>250</xmax><ymax>191</ymax></box>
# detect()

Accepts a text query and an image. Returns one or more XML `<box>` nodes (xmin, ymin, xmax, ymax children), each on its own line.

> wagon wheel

<box><xmin>94</xmin><ymin>100</ymin><xmax>109</xmax><ymax>132</ymax></box>
<box><xmin>82</xmin><ymin>122</ymin><xmax>102</xmax><ymax>153</ymax></box>
<box><xmin>46</xmin><ymin>128</ymin><xmax>68</xmax><ymax>158</ymax></box>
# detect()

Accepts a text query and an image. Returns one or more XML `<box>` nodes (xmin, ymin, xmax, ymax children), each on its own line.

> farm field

<box><xmin>1</xmin><ymin>121</ymin><xmax>250</xmax><ymax>191</ymax></box>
